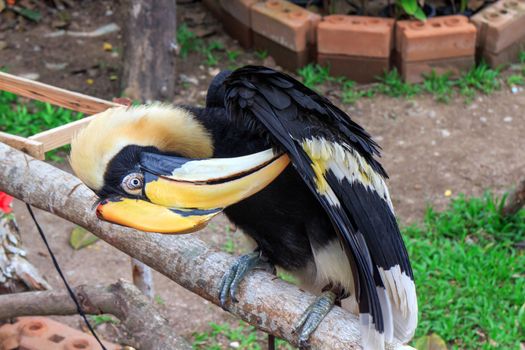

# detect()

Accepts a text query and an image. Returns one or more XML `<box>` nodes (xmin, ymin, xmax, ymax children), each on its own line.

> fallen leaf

<box><xmin>103</xmin><ymin>42</ymin><xmax>112</xmax><ymax>51</ymax></box>
<box><xmin>414</xmin><ymin>333</ymin><xmax>448</xmax><ymax>350</ymax></box>
<box><xmin>69</xmin><ymin>226</ymin><xmax>98</xmax><ymax>250</ymax></box>
<box><xmin>86</xmin><ymin>78</ymin><xmax>94</xmax><ymax>85</ymax></box>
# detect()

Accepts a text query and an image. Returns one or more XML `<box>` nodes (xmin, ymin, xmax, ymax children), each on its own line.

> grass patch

<box><xmin>406</xmin><ymin>193</ymin><xmax>524</xmax><ymax>349</ymax></box>
<box><xmin>297</xmin><ymin>63</ymin><xmax>505</xmax><ymax>105</ymax></box>
<box><xmin>297</xmin><ymin>64</ymin><xmax>332</xmax><ymax>90</ymax></box>
<box><xmin>0</xmin><ymin>90</ymin><xmax>83</xmax><ymax>161</ymax></box>
<box><xmin>88</xmin><ymin>315</ymin><xmax>118</xmax><ymax>327</ymax></box>
<box><xmin>192</xmin><ymin>321</ymin><xmax>294</xmax><ymax>350</ymax></box>
<box><xmin>177</xmin><ymin>24</ymin><xmax>202</xmax><ymax>58</ymax></box>
<box><xmin>207</xmin><ymin>193</ymin><xmax>523</xmax><ymax>349</ymax></box>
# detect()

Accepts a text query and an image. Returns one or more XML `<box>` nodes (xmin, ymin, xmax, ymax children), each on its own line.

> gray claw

<box><xmin>219</xmin><ymin>251</ymin><xmax>273</xmax><ymax>308</ymax></box>
<box><xmin>293</xmin><ymin>291</ymin><xmax>336</xmax><ymax>349</ymax></box>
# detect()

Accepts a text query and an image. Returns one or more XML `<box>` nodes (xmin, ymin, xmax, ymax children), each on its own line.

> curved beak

<box><xmin>96</xmin><ymin>149</ymin><xmax>290</xmax><ymax>234</ymax></box>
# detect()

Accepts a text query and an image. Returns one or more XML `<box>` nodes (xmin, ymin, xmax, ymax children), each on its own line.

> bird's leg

<box><xmin>293</xmin><ymin>284</ymin><xmax>345</xmax><ymax>349</ymax></box>
<box><xmin>219</xmin><ymin>249</ymin><xmax>275</xmax><ymax>307</ymax></box>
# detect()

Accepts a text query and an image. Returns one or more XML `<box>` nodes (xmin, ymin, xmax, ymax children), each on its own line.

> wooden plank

<box><xmin>0</xmin><ymin>132</ymin><xmax>45</xmax><ymax>160</ymax></box>
<box><xmin>29</xmin><ymin>116</ymin><xmax>94</xmax><ymax>152</ymax></box>
<box><xmin>0</xmin><ymin>71</ymin><xmax>121</xmax><ymax>115</ymax></box>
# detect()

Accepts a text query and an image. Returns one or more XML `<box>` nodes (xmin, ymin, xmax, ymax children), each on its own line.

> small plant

<box><xmin>518</xmin><ymin>50</ymin><xmax>525</xmax><ymax>64</ymax></box>
<box><xmin>422</xmin><ymin>70</ymin><xmax>455</xmax><ymax>103</ymax></box>
<box><xmin>199</xmin><ymin>41</ymin><xmax>224</xmax><ymax>66</ymax></box>
<box><xmin>456</xmin><ymin>62</ymin><xmax>501</xmax><ymax>99</ymax></box>
<box><xmin>222</xmin><ymin>226</ymin><xmax>236</xmax><ymax>254</ymax></box>
<box><xmin>226</xmin><ymin>50</ymin><xmax>241</xmax><ymax>63</ymax></box>
<box><xmin>255</xmin><ymin>50</ymin><xmax>269</xmax><ymax>60</ymax></box>
<box><xmin>396</xmin><ymin>0</ymin><xmax>426</xmax><ymax>20</ymax></box>
<box><xmin>375</xmin><ymin>69</ymin><xmax>421</xmax><ymax>98</ymax></box>
<box><xmin>154</xmin><ymin>294</ymin><xmax>166</xmax><ymax>305</ymax></box>
<box><xmin>88</xmin><ymin>315</ymin><xmax>118</xmax><ymax>327</ymax></box>
<box><xmin>507</xmin><ymin>74</ymin><xmax>524</xmax><ymax>86</ymax></box>
<box><xmin>297</xmin><ymin>64</ymin><xmax>331</xmax><ymax>90</ymax></box>
<box><xmin>341</xmin><ymin>79</ymin><xmax>375</xmax><ymax>104</ymax></box>
<box><xmin>176</xmin><ymin>24</ymin><xmax>202</xmax><ymax>58</ymax></box>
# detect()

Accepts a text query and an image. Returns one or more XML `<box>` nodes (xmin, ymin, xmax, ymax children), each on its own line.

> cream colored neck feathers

<box><xmin>70</xmin><ymin>104</ymin><xmax>213</xmax><ymax>191</ymax></box>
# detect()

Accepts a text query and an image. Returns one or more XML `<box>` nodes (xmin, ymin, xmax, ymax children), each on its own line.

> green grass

<box><xmin>202</xmin><ymin>193</ymin><xmax>523</xmax><ymax>349</ymax></box>
<box><xmin>297</xmin><ymin>63</ymin><xmax>505</xmax><ymax>105</ymax></box>
<box><xmin>0</xmin><ymin>90</ymin><xmax>83</xmax><ymax>161</ymax></box>
<box><xmin>507</xmin><ymin>74</ymin><xmax>524</xmax><ymax>86</ymax></box>
<box><xmin>422</xmin><ymin>70</ymin><xmax>455</xmax><ymax>103</ymax></box>
<box><xmin>177</xmin><ymin>24</ymin><xmax>202</xmax><ymax>58</ymax></box>
<box><xmin>297</xmin><ymin>64</ymin><xmax>332</xmax><ymax>90</ymax></box>
<box><xmin>255</xmin><ymin>50</ymin><xmax>269</xmax><ymax>60</ymax></box>
<box><xmin>88</xmin><ymin>315</ymin><xmax>118</xmax><ymax>327</ymax></box>
<box><xmin>406</xmin><ymin>193</ymin><xmax>524</xmax><ymax>349</ymax></box>
<box><xmin>192</xmin><ymin>321</ymin><xmax>294</xmax><ymax>350</ymax></box>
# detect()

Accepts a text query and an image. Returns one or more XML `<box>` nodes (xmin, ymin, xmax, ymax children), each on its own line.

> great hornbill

<box><xmin>70</xmin><ymin>66</ymin><xmax>417</xmax><ymax>349</ymax></box>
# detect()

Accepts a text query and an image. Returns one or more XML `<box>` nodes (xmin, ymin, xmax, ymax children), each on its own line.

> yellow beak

<box><xmin>97</xmin><ymin>198</ymin><xmax>221</xmax><ymax>234</ymax></box>
<box><xmin>96</xmin><ymin>150</ymin><xmax>290</xmax><ymax>234</ymax></box>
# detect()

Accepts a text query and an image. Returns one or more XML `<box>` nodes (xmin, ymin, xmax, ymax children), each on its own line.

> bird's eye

<box><xmin>121</xmin><ymin>173</ymin><xmax>144</xmax><ymax>195</ymax></box>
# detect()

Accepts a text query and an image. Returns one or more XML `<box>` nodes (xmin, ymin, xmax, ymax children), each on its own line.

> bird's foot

<box><xmin>219</xmin><ymin>250</ymin><xmax>274</xmax><ymax>308</ymax></box>
<box><xmin>293</xmin><ymin>290</ymin><xmax>337</xmax><ymax>349</ymax></box>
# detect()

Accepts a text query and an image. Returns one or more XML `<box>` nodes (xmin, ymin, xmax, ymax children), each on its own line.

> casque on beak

<box><xmin>96</xmin><ymin>149</ymin><xmax>290</xmax><ymax>234</ymax></box>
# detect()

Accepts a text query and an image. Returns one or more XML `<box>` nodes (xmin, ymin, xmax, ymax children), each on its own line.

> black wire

<box><xmin>26</xmin><ymin>203</ymin><xmax>108</xmax><ymax>350</ymax></box>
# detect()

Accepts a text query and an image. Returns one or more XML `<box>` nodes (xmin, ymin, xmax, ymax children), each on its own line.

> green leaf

<box><xmin>415</xmin><ymin>333</ymin><xmax>448</xmax><ymax>350</ymax></box>
<box><xmin>400</xmin><ymin>0</ymin><xmax>418</xmax><ymax>15</ymax></box>
<box><xmin>69</xmin><ymin>226</ymin><xmax>98</xmax><ymax>250</ymax></box>
<box><xmin>413</xmin><ymin>6</ymin><xmax>427</xmax><ymax>21</ymax></box>
<box><xmin>11</xmin><ymin>6</ymin><xmax>41</xmax><ymax>22</ymax></box>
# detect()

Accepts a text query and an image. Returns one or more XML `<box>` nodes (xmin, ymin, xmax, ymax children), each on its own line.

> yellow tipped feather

<box><xmin>70</xmin><ymin>104</ymin><xmax>213</xmax><ymax>191</ymax></box>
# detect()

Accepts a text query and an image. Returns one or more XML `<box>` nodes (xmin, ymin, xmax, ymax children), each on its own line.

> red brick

<box><xmin>317</xmin><ymin>15</ymin><xmax>394</xmax><ymax>58</ymax></box>
<box><xmin>254</xmin><ymin>32</ymin><xmax>313</xmax><ymax>71</ymax></box>
<box><xmin>251</xmin><ymin>0</ymin><xmax>320</xmax><ymax>52</ymax></box>
<box><xmin>0</xmin><ymin>317</ymin><xmax>120</xmax><ymax>350</ymax></box>
<box><xmin>220</xmin><ymin>0</ymin><xmax>259</xmax><ymax>27</ymax></box>
<box><xmin>394</xmin><ymin>51</ymin><xmax>474</xmax><ymax>83</ymax></box>
<box><xmin>222</xmin><ymin>8</ymin><xmax>254</xmax><ymax>48</ymax></box>
<box><xmin>471</xmin><ymin>0</ymin><xmax>525</xmax><ymax>53</ymax></box>
<box><xmin>481</xmin><ymin>34</ymin><xmax>525</xmax><ymax>67</ymax></box>
<box><xmin>317</xmin><ymin>53</ymin><xmax>389</xmax><ymax>83</ymax></box>
<box><xmin>396</xmin><ymin>15</ymin><xmax>477</xmax><ymax>61</ymax></box>
<box><xmin>202</xmin><ymin>0</ymin><xmax>224</xmax><ymax>19</ymax></box>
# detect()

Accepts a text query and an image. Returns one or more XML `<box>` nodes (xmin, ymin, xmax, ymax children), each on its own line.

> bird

<box><xmin>70</xmin><ymin>66</ymin><xmax>417</xmax><ymax>349</ymax></box>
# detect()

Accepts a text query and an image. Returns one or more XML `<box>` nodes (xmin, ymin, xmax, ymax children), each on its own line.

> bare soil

<box><xmin>1</xmin><ymin>0</ymin><xmax>524</xmax><ymax>346</ymax></box>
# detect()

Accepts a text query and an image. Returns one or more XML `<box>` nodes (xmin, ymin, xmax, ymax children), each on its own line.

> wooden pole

<box><xmin>120</xmin><ymin>0</ymin><xmax>177</xmax><ymax>102</ymax></box>
<box><xmin>120</xmin><ymin>0</ymin><xmax>177</xmax><ymax>296</ymax></box>
<box><xmin>0</xmin><ymin>141</ymin><xmax>413</xmax><ymax>350</ymax></box>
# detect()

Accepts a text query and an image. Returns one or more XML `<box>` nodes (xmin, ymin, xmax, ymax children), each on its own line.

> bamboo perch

<box><xmin>0</xmin><ymin>72</ymin><xmax>121</xmax><ymax>114</ymax></box>
<box><xmin>0</xmin><ymin>142</ymin><xmax>413</xmax><ymax>350</ymax></box>
<box><xmin>0</xmin><ymin>72</ymin><xmax>125</xmax><ymax>160</ymax></box>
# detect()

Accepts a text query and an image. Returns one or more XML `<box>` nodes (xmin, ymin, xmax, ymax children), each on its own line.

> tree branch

<box><xmin>0</xmin><ymin>142</ymin><xmax>411</xmax><ymax>350</ymax></box>
<box><xmin>0</xmin><ymin>279</ymin><xmax>191</xmax><ymax>349</ymax></box>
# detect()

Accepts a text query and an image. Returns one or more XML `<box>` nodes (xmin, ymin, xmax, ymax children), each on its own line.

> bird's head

<box><xmin>70</xmin><ymin>104</ymin><xmax>289</xmax><ymax>234</ymax></box>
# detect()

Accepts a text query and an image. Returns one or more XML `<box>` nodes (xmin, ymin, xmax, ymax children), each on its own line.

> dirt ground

<box><xmin>1</xmin><ymin>0</ymin><xmax>524</xmax><ymax>346</ymax></box>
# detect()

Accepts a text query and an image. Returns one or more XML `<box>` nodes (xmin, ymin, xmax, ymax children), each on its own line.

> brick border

<box><xmin>204</xmin><ymin>0</ymin><xmax>525</xmax><ymax>83</ymax></box>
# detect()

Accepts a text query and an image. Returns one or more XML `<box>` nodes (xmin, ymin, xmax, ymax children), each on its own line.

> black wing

<box><xmin>224</xmin><ymin>66</ymin><xmax>417</xmax><ymax>348</ymax></box>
